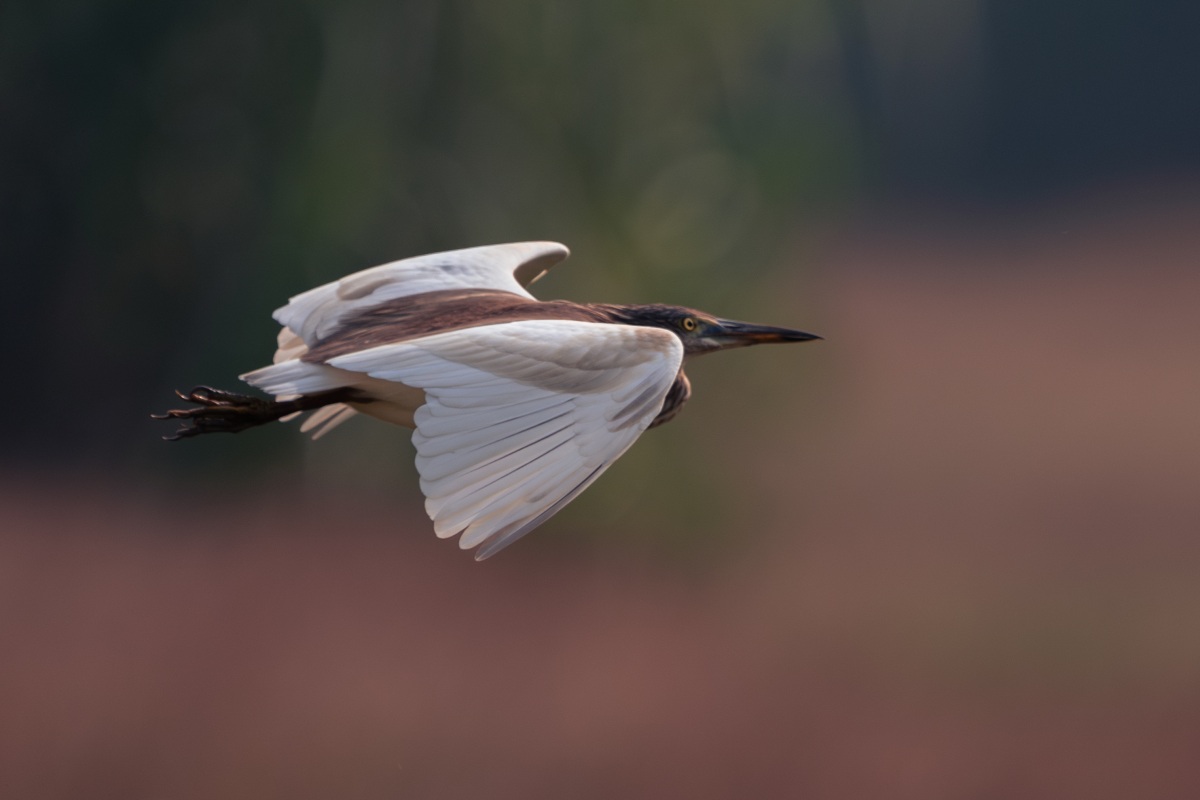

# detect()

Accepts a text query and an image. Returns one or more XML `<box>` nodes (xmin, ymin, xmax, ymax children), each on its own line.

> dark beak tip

<box><xmin>714</xmin><ymin>319</ymin><xmax>821</xmax><ymax>346</ymax></box>
<box><xmin>773</xmin><ymin>329</ymin><xmax>822</xmax><ymax>344</ymax></box>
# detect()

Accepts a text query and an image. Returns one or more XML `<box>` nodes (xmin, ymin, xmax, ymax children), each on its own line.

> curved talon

<box><xmin>152</xmin><ymin>386</ymin><xmax>282</xmax><ymax>438</ymax></box>
<box><xmin>153</xmin><ymin>385</ymin><xmax>360</xmax><ymax>440</ymax></box>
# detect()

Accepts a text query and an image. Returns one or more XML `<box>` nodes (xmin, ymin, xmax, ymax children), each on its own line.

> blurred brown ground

<box><xmin>3</xmin><ymin>192</ymin><xmax>1199</xmax><ymax>799</ymax></box>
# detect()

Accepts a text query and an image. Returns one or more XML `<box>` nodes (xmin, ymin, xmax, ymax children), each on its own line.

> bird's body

<box><xmin>157</xmin><ymin>242</ymin><xmax>819</xmax><ymax>559</ymax></box>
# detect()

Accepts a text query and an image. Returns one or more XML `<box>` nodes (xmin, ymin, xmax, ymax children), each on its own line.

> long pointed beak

<box><xmin>708</xmin><ymin>318</ymin><xmax>823</xmax><ymax>350</ymax></box>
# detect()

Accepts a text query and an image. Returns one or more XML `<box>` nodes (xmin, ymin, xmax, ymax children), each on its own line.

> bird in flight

<box><xmin>155</xmin><ymin>242</ymin><xmax>820</xmax><ymax>559</ymax></box>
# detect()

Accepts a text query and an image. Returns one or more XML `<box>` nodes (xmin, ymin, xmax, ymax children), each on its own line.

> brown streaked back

<box><xmin>302</xmin><ymin>289</ymin><xmax>618</xmax><ymax>363</ymax></box>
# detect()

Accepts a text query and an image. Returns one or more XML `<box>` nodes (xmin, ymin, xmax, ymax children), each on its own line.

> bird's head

<box><xmin>607</xmin><ymin>304</ymin><xmax>821</xmax><ymax>358</ymax></box>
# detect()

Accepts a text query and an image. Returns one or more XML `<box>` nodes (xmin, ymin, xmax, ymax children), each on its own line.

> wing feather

<box><xmin>420</xmin><ymin>420</ymin><xmax>578</xmax><ymax>501</ymax></box>
<box><xmin>472</xmin><ymin>467</ymin><xmax>605</xmax><ymax>559</ymax></box>
<box><xmin>414</xmin><ymin>408</ymin><xmax>572</xmax><ymax>461</ymax></box>
<box><xmin>275</xmin><ymin>242</ymin><xmax>569</xmax><ymax>347</ymax></box>
<box><xmin>325</xmin><ymin>319</ymin><xmax>683</xmax><ymax>558</ymax></box>
<box><xmin>429</xmin><ymin>440</ymin><xmax>584</xmax><ymax>536</ymax></box>
<box><xmin>299</xmin><ymin>404</ymin><xmax>358</xmax><ymax>439</ymax></box>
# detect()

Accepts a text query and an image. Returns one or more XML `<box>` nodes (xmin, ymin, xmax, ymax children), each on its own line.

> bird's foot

<box><xmin>152</xmin><ymin>386</ymin><xmax>285</xmax><ymax>441</ymax></box>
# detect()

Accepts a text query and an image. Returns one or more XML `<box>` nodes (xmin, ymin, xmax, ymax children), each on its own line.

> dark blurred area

<box><xmin>3</xmin><ymin>2</ymin><xmax>1200</xmax><ymax>797</ymax></box>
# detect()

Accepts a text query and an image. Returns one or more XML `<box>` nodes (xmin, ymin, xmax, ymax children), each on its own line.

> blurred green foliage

<box><xmin>3</xmin><ymin>1</ymin><xmax>857</xmax><ymax>468</ymax></box>
<box><xmin>3</xmin><ymin>1</ymin><xmax>1198</xmax><ymax>550</ymax></box>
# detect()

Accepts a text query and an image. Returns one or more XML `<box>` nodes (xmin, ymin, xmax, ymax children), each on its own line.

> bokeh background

<box><xmin>4</xmin><ymin>2</ymin><xmax>1200</xmax><ymax>797</ymax></box>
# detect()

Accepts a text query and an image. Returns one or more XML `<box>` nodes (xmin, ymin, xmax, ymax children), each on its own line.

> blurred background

<box><xmin>3</xmin><ymin>1</ymin><xmax>1200</xmax><ymax>797</ymax></box>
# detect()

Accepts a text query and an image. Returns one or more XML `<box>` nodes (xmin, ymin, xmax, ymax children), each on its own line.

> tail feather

<box><xmin>299</xmin><ymin>404</ymin><xmax>359</xmax><ymax>439</ymax></box>
<box><xmin>240</xmin><ymin>360</ymin><xmax>349</xmax><ymax>397</ymax></box>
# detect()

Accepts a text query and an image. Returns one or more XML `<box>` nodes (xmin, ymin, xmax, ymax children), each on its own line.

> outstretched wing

<box><xmin>266</xmin><ymin>241</ymin><xmax>570</xmax><ymax>437</ymax></box>
<box><xmin>275</xmin><ymin>241</ymin><xmax>569</xmax><ymax>347</ymax></box>
<box><xmin>326</xmin><ymin>319</ymin><xmax>684</xmax><ymax>559</ymax></box>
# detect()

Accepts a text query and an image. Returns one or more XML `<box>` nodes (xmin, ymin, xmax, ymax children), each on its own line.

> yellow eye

<box><xmin>681</xmin><ymin>317</ymin><xmax>697</xmax><ymax>332</ymax></box>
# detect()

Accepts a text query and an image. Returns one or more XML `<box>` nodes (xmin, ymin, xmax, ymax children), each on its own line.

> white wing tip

<box><xmin>504</xmin><ymin>241</ymin><xmax>570</xmax><ymax>287</ymax></box>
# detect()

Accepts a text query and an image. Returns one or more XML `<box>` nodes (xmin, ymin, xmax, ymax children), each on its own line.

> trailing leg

<box><xmin>152</xmin><ymin>385</ymin><xmax>360</xmax><ymax>441</ymax></box>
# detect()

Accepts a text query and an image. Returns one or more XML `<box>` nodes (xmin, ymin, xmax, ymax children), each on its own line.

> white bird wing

<box><xmin>326</xmin><ymin>319</ymin><xmax>684</xmax><ymax>559</ymax></box>
<box><xmin>265</xmin><ymin>241</ymin><xmax>570</xmax><ymax>438</ymax></box>
<box><xmin>274</xmin><ymin>241</ymin><xmax>569</xmax><ymax>347</ymax></box>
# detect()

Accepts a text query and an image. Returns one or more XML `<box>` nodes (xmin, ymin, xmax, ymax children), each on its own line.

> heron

<box><xmin>155</xmin><ymin>242</ymin><xmax>820</xmax><ymax>559</ymax></box>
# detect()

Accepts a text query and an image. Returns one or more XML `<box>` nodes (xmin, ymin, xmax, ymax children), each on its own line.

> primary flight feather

<box><xmin>155</xmin><ymin>242</ymin><xmax>820</xmax><ymax>559</ymax></box>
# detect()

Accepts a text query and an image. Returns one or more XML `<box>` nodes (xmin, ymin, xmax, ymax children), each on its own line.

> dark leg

<box><xmin>152</xmin><ymin>385</ymin><xmax>361</xmax><ymax>441</ymax></box>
